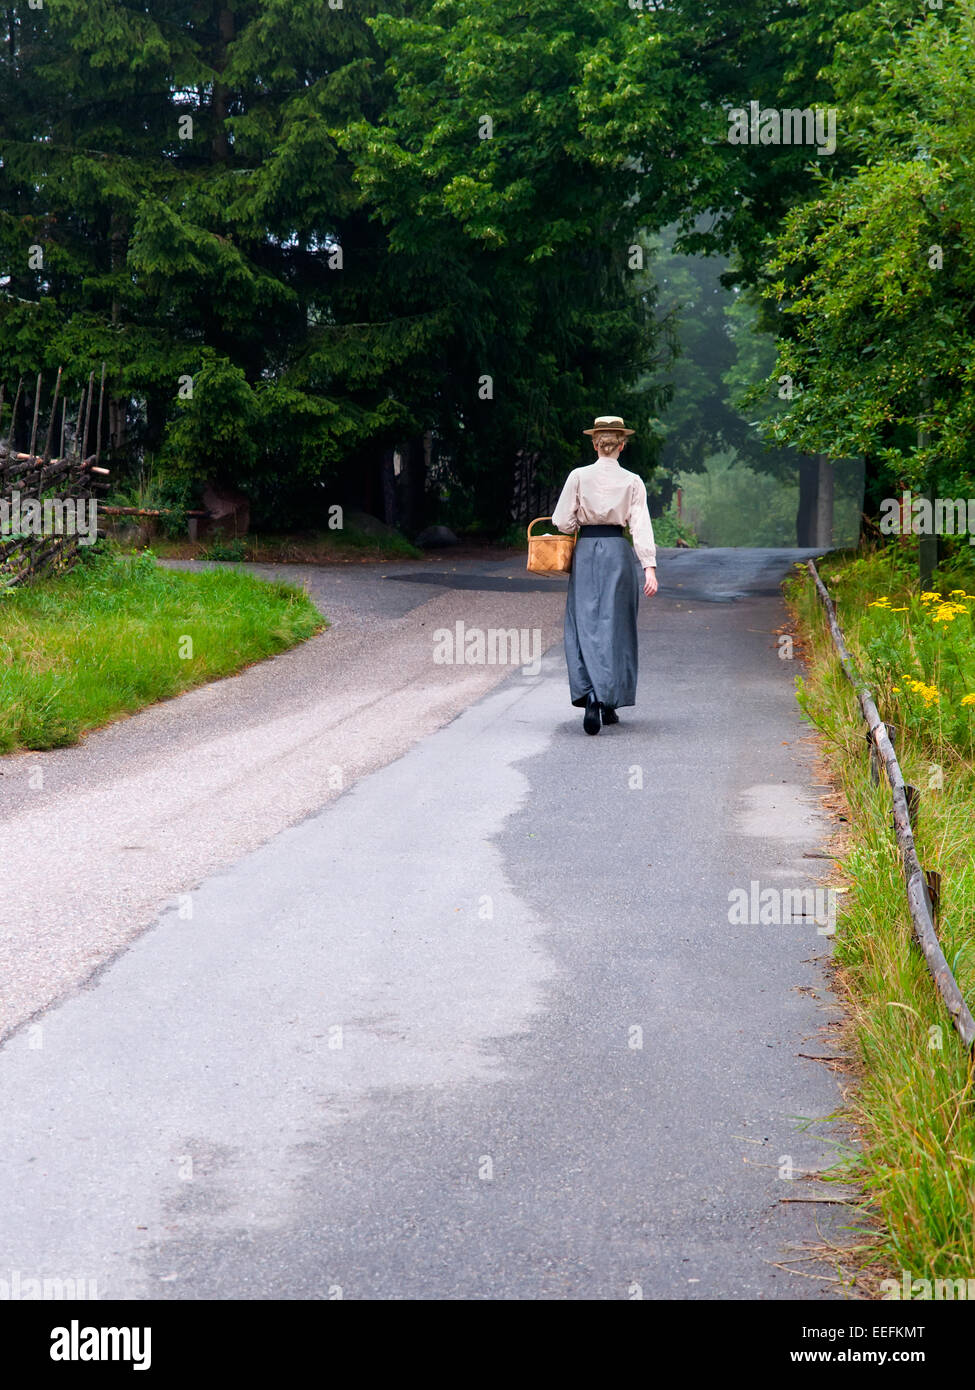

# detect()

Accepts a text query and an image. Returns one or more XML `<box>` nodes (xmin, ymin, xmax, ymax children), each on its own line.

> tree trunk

<box><xmin>918</xmin><ymin>482</ymin><xmax>938</xmax><ymax>590</ymax></box>
<box><xmin>650</xmin><ymin>474</ymin><xmax>674</xmax><ymax>519</ymax></box>
<box><xmin>399</xmin><ymin>435</ymin><xmax>428</xmax><ymax>535</ymax></box>
<box><xmin>814</xmin><ymin>454</ymin><xmax>833</xmax><ymax>548</ymax></box>
<box><xmin>917</xmin><ymin>396</ymin><xmax>935</xmax><ymax>587</ymax></box>
<box><xmin>381</xmin><ymin>447</ymin><xmax>397</xmax><ymax>527</ymax></box>
<box><xmin>109</xmin><ymin>206</ymin><xmax>126</xmax><ymax>328</ymax></box>
<box><xmin>107</xmin><ymin>396</ymin><xmax>127</xmax><ymax>455</ymax></box>
<box><xmin>796</xmin><ymin>456</ymin><xmax>817</xmax><ymax>546</ymax></box>
<box><xmin>212</xmin><ymin>8</ymin><xmax>235</xmax><ymax>161</ymax></box>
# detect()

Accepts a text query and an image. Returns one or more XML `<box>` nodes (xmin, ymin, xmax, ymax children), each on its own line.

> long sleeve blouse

<box><xmin>551</xmin><ymin>458</ymin><xmax>657</xmax><ymax>569</ymax></box>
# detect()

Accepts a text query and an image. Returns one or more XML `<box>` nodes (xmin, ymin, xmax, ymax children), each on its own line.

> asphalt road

<box><xmin>0</xmin><ymin>546</ymin><xmax>852</xmax><ymax>1300</ymax></box>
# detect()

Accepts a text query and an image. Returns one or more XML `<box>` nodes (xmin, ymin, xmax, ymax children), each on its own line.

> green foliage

<box><xmin>0</xmin><ymin>0</ymin><xmax>415</xmax><ymax>515</ymax></box>
<box><xmin>161</xmin><ymin>353</ymin><xmax>259</xmax><ymax>484</ymax></box>
<box><xmin>676</xmin><ymin>450</ymin><xmax>863</xmax><ymax>547</ymax></box>
<box><xmin>199</xmin><ymin>537</ymin><xmax>246</xmax><ymax>562</ymax></box>
<box><xmin>648</xmin><ymin>503</ymin><xmax>698</xmax><ymax>549</ymax></box>
<box><xmin>105</xmin><ymin>461</ymin><xmax>192</xmax><ymax>541</ymax></box>
<box><xmin>339</xmin><ymin>0</ymin><xmax>674</xmax><ymax>518</ymax></box>
<box><xmin>0</xmin><ymin>0</ymin><xmax>927</xmax><ymax>537</ymax></box>
<box><xmin>648</xmin><ymin>226</ymin><xmax>810</xmax><ymax>495</ymax></box>
<box><xmin>792</xmin><ymin>547</ymin><xmax>975</xmax><ymax>1277</ymax></box>
<box><xmin>106</xmin><ymin>463</ymin><xmax>167</xmax><ymax>513</ymax></box>
<box><xmin>576</xmin><ymin>0</ymin><xmax>855</xmax><ymax>273</ymax></box>
<box><xmin>814</xmin><ymin>546</ymin><xmax>975</xmax><ymax>757</ymax></box>
<box><xmin>0</xmin><ymin>0</ymin><xmax>686</xmax><ymax>530</ymax></box>
<box><xmin>753</xmin><ymin>2</ymin><xmax>975</xmax><ymax>505</ymax></box>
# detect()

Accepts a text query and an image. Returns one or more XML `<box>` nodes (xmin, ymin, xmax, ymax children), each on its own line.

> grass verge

<box><xmin>787</xmin><ymin>544</ymin><xmax>975</xmax><ymax>1289</ymax></box>
<box><xmin>0</xmin><ymin>545</ymin><xmax>324</xmax><ymax>753</ymax></box>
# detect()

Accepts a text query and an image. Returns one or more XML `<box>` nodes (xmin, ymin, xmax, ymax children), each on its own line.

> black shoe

<box><xmin>601</xmin><ymin>705</ymin><xmax>619</xmax><ymax>725</ymax></box>
<box><xmin>583</xmin><ymin>693</ymin><xmax>601</xmax><ymax>735</ymax></box>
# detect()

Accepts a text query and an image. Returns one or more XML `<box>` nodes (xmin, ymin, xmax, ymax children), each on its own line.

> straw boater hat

<box><xmin>582</xmin><ymin>414</ymin><xmax>635</xmax><ymax>437</ymax></box>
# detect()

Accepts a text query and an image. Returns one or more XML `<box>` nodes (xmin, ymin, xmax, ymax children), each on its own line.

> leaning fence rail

<box><xmin>806</xmin><ymin>559</ymin><xmax>975</xmax><ymax>1052</ymax></box>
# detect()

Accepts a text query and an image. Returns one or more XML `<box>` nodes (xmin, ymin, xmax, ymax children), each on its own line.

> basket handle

<box><xmin>527</xmin><ymin>516</ymin><xmax>562</xmax><ymax>537</ymax></box>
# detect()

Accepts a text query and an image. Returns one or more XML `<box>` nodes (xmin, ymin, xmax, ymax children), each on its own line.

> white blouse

<box><xmin>551</xmin><ymin>458</ymin><xmax>657</xmax><ymax>569</ymax></box>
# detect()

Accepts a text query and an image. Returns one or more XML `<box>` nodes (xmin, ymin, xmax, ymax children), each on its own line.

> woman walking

<box><xmin>551</xmin><ymin>415</ymin><xmax>658</xmax><ymax>734</ymax></box>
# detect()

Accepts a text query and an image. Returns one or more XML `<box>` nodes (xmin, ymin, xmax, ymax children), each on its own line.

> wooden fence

<box><xmin>0</xmin><ymin>365</ymin><xmax>110</xmax><ymax>588</ymax></box>
<box><xmin>807</xmin><ymin>559</ymin><xmax>975</xmax><ymax>1052</ymax></box>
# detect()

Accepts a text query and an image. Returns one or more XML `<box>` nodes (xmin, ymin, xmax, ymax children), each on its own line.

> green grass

<box><xmin>0</xmin><ymin>545</ymin><xmax>324</xmax><ymax>752</ymax></box>
<box><xmin>815</xmin><ymin>545</ymin><xmax>975</xmax><ymax>755</ymax></box>
<box><xmin>788</xmin><ymin>545</ymin><xmax>975</xmax><ymax>1285</ymax></box>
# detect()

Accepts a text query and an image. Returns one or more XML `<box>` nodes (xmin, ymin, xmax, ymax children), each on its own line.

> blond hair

<box><xmin>593</xmin><ymin>430</ymin><xmax>625</xmax><ymax>453</ymax></box>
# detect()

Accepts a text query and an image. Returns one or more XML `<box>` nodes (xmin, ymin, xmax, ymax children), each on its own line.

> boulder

<box><xmin>415</xmin><ymin>524</ymin><xmax>459</xmax><ymax>549</ymax></box>
<box><xmin>198</xmin><ymin>482</ymin><xmax>250</xmax><ymax>539</ymax></box>
<box><xmin>345</xmin><ymin>509</ymin><xmax>399</xmax><ymax>539</ymax></box>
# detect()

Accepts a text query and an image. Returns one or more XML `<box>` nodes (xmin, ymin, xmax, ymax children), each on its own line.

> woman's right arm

<box><xmin>627</xmin><ymin>477</ymin><xmax>658</xmax><ymax>597</ymax></box>
<box><xmin>551</xmin><ymin>471</ymin><xmax>579</xmax><ymax>534</ymax></box>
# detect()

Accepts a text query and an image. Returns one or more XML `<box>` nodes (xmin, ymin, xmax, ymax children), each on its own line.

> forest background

<box><xmin>2</xmin><ymin>0</ymin><xmax>970</xmax><ymax>548</ymax></box>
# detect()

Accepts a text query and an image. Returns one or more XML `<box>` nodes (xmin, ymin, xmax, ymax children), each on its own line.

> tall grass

<box><xmin>820</xmin><ymin>546</ymin><xmax>975</xmax><ymax>755</ymax></box>
<box><xmin>0</xmin><ymin>546</ymin><xmax>323</xmax><ymax>753</ymax></box>
<box><xmin>789</xmin><ymin>546</ymin><xmax>975</xmax><ymax>1283</ymax></box>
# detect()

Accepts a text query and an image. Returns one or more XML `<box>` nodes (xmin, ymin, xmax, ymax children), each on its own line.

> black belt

<box><xmin>577</xmin><ymin>524</ymin><xmax>624</xmax><ymax>537</ymax></box>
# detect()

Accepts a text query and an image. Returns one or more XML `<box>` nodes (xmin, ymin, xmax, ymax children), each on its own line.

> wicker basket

<box><xmin>526</xmin><ymin>517</ymin><xmax>575</xmax><ymax>575</ymax></box>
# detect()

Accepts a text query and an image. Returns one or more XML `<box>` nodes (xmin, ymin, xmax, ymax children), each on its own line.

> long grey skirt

<box><xmin>565</xmin><ymin>535</ymin><xmax>641</xmax><ymax>708</ymax></box>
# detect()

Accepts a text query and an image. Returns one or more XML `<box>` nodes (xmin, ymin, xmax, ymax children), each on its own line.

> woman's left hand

<box><xmin>643</xmin><ymin>567</ymin><xmax>658</xmax><ymax>597</ymax></box>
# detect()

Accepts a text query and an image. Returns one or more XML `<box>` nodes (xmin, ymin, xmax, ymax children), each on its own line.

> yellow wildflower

<box><xmin>901</xmin><ymin>676</ymin><xmax>941</xmax><ymax>706</ymax></box>
<box><xmin>931</xmin><ymin>601</ymin><xmax>967</xmax><ymax>623</ymax></box>
<box><xmin>962</xmin><ymin>694</ymin><xmax>975</xmax><ymax>707</ymax></box>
